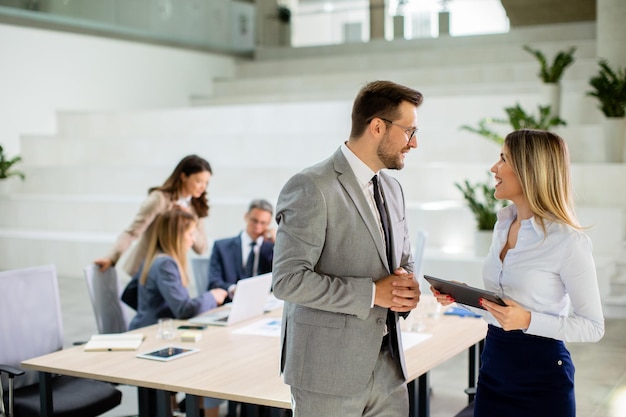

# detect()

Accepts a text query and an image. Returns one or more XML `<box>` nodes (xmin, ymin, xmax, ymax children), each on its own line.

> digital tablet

<box><xmin>136</xmin><ymin>346</ymin><xmax>199</xmax><ymax>362</ymax></box>
<box><xmin>423</xmin><ymin>275</ymin><xmax>506</xmax><ymax>310</ymax></box>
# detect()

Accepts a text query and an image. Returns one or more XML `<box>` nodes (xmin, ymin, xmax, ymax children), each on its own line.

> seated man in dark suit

<box><xmin>208</xmin><ymin>198</ymin><xmax>275</xmax><ymax>301</ymax></box>
<box><xmin>207</xmin><ymin>198</ymin><xmax>275</xmax><ymax>417</ymax></box>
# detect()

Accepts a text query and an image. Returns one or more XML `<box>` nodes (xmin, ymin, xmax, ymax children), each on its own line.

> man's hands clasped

<box><xmin>375</xmin><ymin>268</ymin><xmax>421</xmax><ymax>313</ymax></box>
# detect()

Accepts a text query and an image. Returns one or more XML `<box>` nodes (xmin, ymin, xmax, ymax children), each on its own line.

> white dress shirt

<box><xmin>340</xmin><ymin>143</ymin><xmax>383</xmax><ymax>238</ymax></box>
<box><xmin>226</xmin><ymin>232</ymin><xmax>265</xmax><ymax>297</ymax></box>
<box><xmin>479</xmin><ymin>204</ymin><xmax>604</xmax><ymax>342</ymax></box>
<box><xmin>176</xmin><ymin>195</ymin><xmax>192</xmax><ymax>208</ymax></box>
<box><xmin>340</xmin><ymin>143</ymin><xmax>383</xmax><ymax>308</ymax></box>
<box><xmin>240</xmin><ymin>232</ymin><xmax>264</xmax><ymax>275</ymax></box>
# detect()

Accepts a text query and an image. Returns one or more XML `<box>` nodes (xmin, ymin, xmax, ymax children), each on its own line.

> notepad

<box><xmin>180</xmin><ymin>331</ymin><xmax>202</xmax><ymax>342</ymax></box>
<box><xmin>84</xmin><ymin>333</ymin><xmax>145</xmax><ymax>352</ymax></box>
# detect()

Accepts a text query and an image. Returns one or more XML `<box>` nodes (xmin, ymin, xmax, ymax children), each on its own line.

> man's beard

<box><xmin>377</xmin><ymin>132</ymin><xmax>405</xmax><ymax>170</ymax></box>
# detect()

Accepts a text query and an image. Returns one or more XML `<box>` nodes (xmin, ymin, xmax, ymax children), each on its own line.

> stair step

<box><xmin>602</xmin><ymin>295</ymin><xmax>626</xmax><ymax>319</ymax></box>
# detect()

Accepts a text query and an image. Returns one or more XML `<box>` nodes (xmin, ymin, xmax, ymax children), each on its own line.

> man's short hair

<box><xmin>248</xmin><ymin>198</ymin><xmax>274</xmax><ymax>215</ymax></box>
<box><xmin>350</xmin><ymin>80</ymin><xmax>423</xmax><ymax>139</ymax></box>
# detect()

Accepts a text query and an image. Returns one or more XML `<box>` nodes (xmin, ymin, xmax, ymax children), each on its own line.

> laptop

<box><xmin>188</xmin><ymin>272</ymin><xmax>273</xmax><ymax>326</ymax></box>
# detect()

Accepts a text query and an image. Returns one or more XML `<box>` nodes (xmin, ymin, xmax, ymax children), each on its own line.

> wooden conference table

<box><xmin>22</xmin><ymin>299</ymin><xmax>486</xmax><ymax>417</ymax></box>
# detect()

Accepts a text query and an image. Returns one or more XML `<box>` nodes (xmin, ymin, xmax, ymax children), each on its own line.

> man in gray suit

<box><xmin>272</xmin><ymin>80</ymin><xmax>423</xmax><ymax>417</ymax></box>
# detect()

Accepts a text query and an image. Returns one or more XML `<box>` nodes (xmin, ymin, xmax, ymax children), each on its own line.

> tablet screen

<box><xmin>136</xmin><ymin>346</ymin><xmax>199</xmax><ymax>362</ymax></box>
<box><xmin>424</xmin><ymin>275</ymin><xmax>506</xmax><ymax>310</ymax></box>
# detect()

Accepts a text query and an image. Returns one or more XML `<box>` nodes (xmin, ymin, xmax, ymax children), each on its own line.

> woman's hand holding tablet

<box><xmin>424</xmin><ymin>275</ymin><xmax>506</xmax><ymax>310</ymax></box>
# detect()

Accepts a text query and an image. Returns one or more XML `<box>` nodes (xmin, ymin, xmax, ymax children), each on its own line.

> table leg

<box><xmin>185</xmin><ymin>394</ymin><xmax>201</xmax><ymax>417</ymax></box>
<box><xmin>269</xmin><ymin>407</ymin><xmax>290</xmax><ymax>417</ymax></box>
<box><xmin>408</xmin><ymin>372</ymin><xmax>430</xmax><ymax>417</ymax></box>
<box><xmin>468</xmin><ymin>344</ymin><xmax>477</xmax><ymax>402</ymax></box>
<box><xmin>38</xmin><ymin>372</ymin><xmax>53</xmax><ymax>417</ymax></box>
<box><xmin>137</xmin><ymin>387</ymin><xmax>154</xmax><ymax>417</ymax></box>
<box><xmin>155</xmin><ymin>390</ymin><xmax>172</xmax><ymax>417</ymax></box>
<box><xmin>137</xmin><ymin>387</ymin><xmax>173</xmax><ymax>417</ymax></box>
<box><xmin>242</xmin><ymin>403</ymin><xmax>260</xmax><ymax>417</ymax></box>
<box><xmin>466</xmin><ymin>339</ymin><xmax>484</xmax><ymax>403</ymax></box>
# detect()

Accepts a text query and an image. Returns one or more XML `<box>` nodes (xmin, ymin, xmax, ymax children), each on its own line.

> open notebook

<box><xmin>189</xmin><ymin>272</ymin><xmax>273</xmax><ymax>326</ymax></box>
<box><xmin>84</xmin><ymin>333</ymin><xmax>145</xmax><ymax>351</ymax></box>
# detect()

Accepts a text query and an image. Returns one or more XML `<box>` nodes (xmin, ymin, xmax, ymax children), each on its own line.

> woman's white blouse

<box><xmin>481</xmin><ymin>204</ymin><xmax>604</xmax><ymax>343</ymax></box>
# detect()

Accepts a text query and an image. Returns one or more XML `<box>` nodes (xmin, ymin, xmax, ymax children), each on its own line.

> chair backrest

<box><xmin>0</xmin><ymin>265</ymin><xmax>63</xmax><ymax>388</ymax></box>
<box><xmin>413</xmin><ymin>230</ymin><xmax>431</xmax><ymax>294</ymax></box>
<box><xmin>191</xmin><ymin>257</ymin><xmax>210</xmax><ymax>295</ymax></box>
<box><xmin>83</xmin><ymin>264</ymin><xmax>132</xmax><ymax>334</ymax></box>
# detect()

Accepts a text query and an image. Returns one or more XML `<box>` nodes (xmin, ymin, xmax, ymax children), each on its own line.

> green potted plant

<box><xmin>460</xmin><ymin>103</ymin><xmax>567</xmax><ymax>145</ymax></box>
<box><xmin>523</xmin><ymin>45</ymin><xmax>576</xmax><ymax>118</ymax></box>
<box><xmin>523</xmin><ymin>45</ymin><xmax>576</xmax><ymax>84</ymax></box>
<box><xmin>0</xmin><ymin>145</ymin><xmax>25</xmax><ymax>181</ymax></box>
<box><xmin>0</xmin><ymin>144</ymin><xmax>25</xmax><ymax>194</ymax></box>
<box><xmin>587</xmin><ymin>59</ymin><xmax>626</xmax><ymax>118</ymax></box>
<box><xmin>454</xmin><ymin>175</ymin><xmax>508</xmax><ymax>255</ymax></box>
<box><xmin>587</xmin><ymin>59</ymin><xmax>626</xmax><ymax>162</ymax></box>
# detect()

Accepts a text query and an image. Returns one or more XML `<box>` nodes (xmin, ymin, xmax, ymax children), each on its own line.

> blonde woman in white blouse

<box><xmin>434</xmin><ymin>129</ymin><xmax>604</xmax><ymax>417</ymax></box>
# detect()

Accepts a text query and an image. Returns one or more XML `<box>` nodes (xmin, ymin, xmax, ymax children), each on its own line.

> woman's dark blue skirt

<box><xmin>473</xmin><ymin>325</ymin><xmax>575</xmax><ymax>417</ymax></box>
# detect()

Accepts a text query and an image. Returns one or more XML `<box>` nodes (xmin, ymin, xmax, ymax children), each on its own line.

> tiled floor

<box><xmin>58</xmin><ymin>275</ymin><xmax>626</xmax><ymax>417</ymax></box>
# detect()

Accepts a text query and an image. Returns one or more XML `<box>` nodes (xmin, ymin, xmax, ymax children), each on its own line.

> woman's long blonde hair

<box><xmin>139</xmin><ymin>208</ymin><xmax>196</xmax><ymax>286</ymax></box>
<box><xmin>504</xmin><ymin>129</ymin><xmax>582</xmax><ymax>232</ymax></box>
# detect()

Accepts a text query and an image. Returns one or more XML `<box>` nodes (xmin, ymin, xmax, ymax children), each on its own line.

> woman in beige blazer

<box><xmin>94</xmin><ymin>155</ymin><xmax>211</xmax><ymax>277</ymax></box>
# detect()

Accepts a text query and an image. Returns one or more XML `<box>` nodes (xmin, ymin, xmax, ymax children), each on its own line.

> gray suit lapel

<box><xmin>231</xmin><ymin>236</ymin><xmax>244</xmax><ymax>275</ymax></box>
<box><xmin>378</xmin><ymin>173</ymin><xmax>401</xmax><ymax>269</ymax></box>
<box><xmin>332</xmin><ymin>150</ymin><xmax>390</xmax><ymax>272</ymax></box>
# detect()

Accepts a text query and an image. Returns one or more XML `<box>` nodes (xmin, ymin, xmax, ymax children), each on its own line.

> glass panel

<box><xmin>0</xmin><ymin>0</ymin><xmax>255</xmax><ymax>55</ymax></box>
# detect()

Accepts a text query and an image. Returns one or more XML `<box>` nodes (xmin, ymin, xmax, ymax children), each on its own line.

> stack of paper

<box><xmin>84</xmin><ymin>333</ymin><xmax>145</xmax><ymax>351</ymax></box>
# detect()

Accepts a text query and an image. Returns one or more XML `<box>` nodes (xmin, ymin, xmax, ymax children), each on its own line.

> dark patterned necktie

<box><xmin>372</xmin><ymin>175</ymin><xmax>398</xmax><ymax>358</ymax></box>
<box><xmin>372</xmin><ymin>175</ymin><xmax>392</xmax><ymax>268</ymax></box>
<box><xmin>243</xmin><ymin>241</ymin><xmax>256</xmax><ymax>278</ymax></box>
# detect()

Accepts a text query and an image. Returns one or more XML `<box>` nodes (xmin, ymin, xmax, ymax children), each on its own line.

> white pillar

<box><xmin>393</xmin><ymin>15</ymin><xmax>405</xmax><ymax>39</ymax></box>
<box><xmin>256</xmin><ymin>0</ymin><xmax>291</xmax><ymax>47</ymax></box>
<box><xmin>438</xmin><ymin>11</ymin><xmax>450</xmax><ymax>36</ymax></box>
<box><xmin>369</xmin><ymin>0</ymin><xmax>385</xmax><ymax>40</ymax></box>
<box><xmin>597</xmin><ymin>0</ymin><xmax>626</xmax><ymax>66</ymax></box>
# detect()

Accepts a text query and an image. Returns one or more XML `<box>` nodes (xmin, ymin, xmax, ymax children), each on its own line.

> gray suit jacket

<box><xmin>272</xmin><ymin>147</ymin><xmax>414</xmax><ymax>396</ymax></box>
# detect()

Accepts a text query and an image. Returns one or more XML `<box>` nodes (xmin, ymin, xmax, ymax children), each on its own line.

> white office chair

<box><xmin>83</xmin><ymin>264</ymin><xmax>132</xmax><ymax>334</ymax></box>
<box><xmin>191</xmin><ymin>257</ymin><xmax>210</xmax><ymax>295</ymax></box>
<box><xmin>413</xmin><ymin>230</ymin><xmax>430</xmax><ymax>294</ymax></box>
<box><xmin>0</xmin><ymin>265</ymin><xmax>122</xmax><ymax>417</ymax></box>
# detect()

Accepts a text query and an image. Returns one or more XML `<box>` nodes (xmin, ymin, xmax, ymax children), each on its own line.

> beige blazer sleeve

<box><xmin>106</xmin><ymin>190</ymin><xmax>169</xmax><ymax>265</ymax></box>
<box><xmin>106</xmin><ymin>190</ymin><xmax>209</xmax><ymax>276</ymax></box>
<box><xmin>108</xmin><ymin>191</ymin><xmax>171</xmax><ymax>276</ymax></box>
<box><xmin>191</xmin><ymin>215</ymin><xmax>208</xmax><ymax>255</ymax></box>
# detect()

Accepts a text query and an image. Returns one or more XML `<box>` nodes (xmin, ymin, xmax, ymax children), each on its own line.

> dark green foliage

<box><xmin>454</xmin><ymin>176</ymin><xmax>508</xmax><ymax>231</ymax></box>
<box><xmin>0</xmin><ymin>145</ymin><xmax>25</xmax><ymax>180</ymax></box>
<box><xmin>587</xmin><ymin>59</ymin><xmax>626</xmax><ymax>118</ymax></box>
<box><xmin>460</xmin><ymin>103</ymin><xmax>567</xmax><ymax>145</ymax></box>
<box><xmin>523</xmin><ymin>45</ymin><xmax>576</xmax><ymax>83</ymax></box>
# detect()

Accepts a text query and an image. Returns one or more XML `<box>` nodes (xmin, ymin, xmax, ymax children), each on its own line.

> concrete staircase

<box><xmin>1</xmin><ymin>21</ymin><xmax>625</xmax><ymax>317</ymax></box>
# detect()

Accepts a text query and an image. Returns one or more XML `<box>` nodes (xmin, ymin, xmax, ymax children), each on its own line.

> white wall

<box><xmin>0</xmin><ymin>23</ymin><xmax>237</xmax><ymax>155</ymax></box>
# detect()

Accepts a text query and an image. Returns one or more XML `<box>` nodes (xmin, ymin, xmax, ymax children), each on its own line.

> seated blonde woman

<box><xmin>129</xmin><ymin>208</ymin><xmax>227</xmax><ymax>417</ymax></box>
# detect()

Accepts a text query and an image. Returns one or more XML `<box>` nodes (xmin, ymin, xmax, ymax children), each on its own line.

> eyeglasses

<box><xmin>379</xmin><ymin>118</ymin><xmax>419</xmax><ymax>142</ymax></box>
